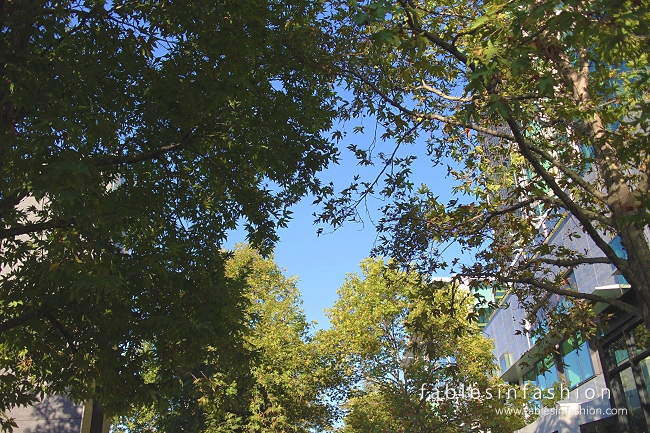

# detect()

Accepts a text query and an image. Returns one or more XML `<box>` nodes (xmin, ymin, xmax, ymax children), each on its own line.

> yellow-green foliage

<box><xmin>318</xmin><ymin>258</ymin><xmax>528</xmax><ymax>433</ymax></box>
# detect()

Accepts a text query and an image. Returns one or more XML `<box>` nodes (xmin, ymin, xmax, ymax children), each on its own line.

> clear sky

<box><xmin>228</xmin><ymin>123</ymin><xmax>467</xmax><ymax>330</ymax></box>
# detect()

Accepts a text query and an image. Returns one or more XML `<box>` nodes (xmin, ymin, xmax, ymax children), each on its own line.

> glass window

<box><xmin>561</xmin><ymin>335</ymin><xmax>594</xmax><ymax>386</ymax></box>
<box><xmin>603</xmin><ymin>325</ymin><xmax>650</xmax><ymax>432</ymax></box>
<box><xmin>537</xmin><ymin>355</ymin><xmax>558</xmax><ymax>390</ymax></box>
<box><xmin>524</xmin><ymin>367</ymin><xmax>536</xmax><ymax>384</ymax></box>
<box><xmin>523</xmin><ymin>356</ymin><xmax>558</xmax><ymax>412</ymax></box>
<box><xmin>500</xmin><ymin>353</ymin><xmax>513</xmax><ymax>374</ymax></box>
<box><xmin>614</xmin><ymin>271</ymin><xmax>629</xmax><ymax>286</ymax></box>
<box><xmin>530</xmin><ymin>333</ymin><xmax>539</xmax><ymax>346</ymax></box>
<box><xmin>609</xmin><ymin>236</ymin><xmax>628</xmax><ymax>259</ymax></box>
<box><xmin>524</xmin><ymin>355</ymin><xmax>559</xmax><ymax>389</ymax></box>
<box><xmin>579</xmin><ymin>144</ymin><xmax>595</xmax><ymax>172</ymax></box>
<box><xmin>621</xmin><ymin>366</ymin><xmax>646</xmax><ymax>433</ymax></box>
<box><xmin>610</xmin><ymin>236</ymin><xmax>629</xmax><ymax>285</ymax></box>
<box><xmin>608</xmin><ymin>334</ymin><xmax>630</xmax><ymax>365</ymax></box>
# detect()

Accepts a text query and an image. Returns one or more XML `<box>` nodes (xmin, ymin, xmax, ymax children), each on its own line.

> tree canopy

<box><xmin>113</xmin><ymin>245</ymin><xmax>335</xmax><ymax>433</ymax></box>
<box><xmin>320</xmin><ymin>0</ymin><xmax>650</xmax><ymax>332</ymax></box>
<box><xmin>318</xmin><ymin>258</ymin><xmax>528</xmax><ymax>433</ymax></box>
<box><xmin>0</xmin><ymin>1</ymin><xmax>337</xmax><ymax>428</ymax></box>
<box><xmin>114</xmin><ymin>253</ymin><xmax>530</xmax><ymax>433</ymax></box>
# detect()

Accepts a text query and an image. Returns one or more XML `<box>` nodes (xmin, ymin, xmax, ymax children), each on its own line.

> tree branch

<box><xmin>0</xmin><ymin>219</ymin><xmax>72</xmax><ymax>240</ymax></box>
<box><xmin>493</xmin><ymin>276</ymin><xmax>641</xmax><ymax>318</ymax></box>
<box><xmin>539</xmin><ymin>196</ymin><xmax>613</xmax><ymax>227</ymax></box>
<box><xmin>94</xmin><ymin>133</ymin><xmax>193</xmax><ymax>167</ymax></box>
<box><xmin>346</xmin><ymin>69</ymin><xmax>513</xmax><ymax>140</ymax></box>
<box><xmin>503</xmin><ymin>116</ymin><xmax>630</xmax><ymax>274</ymax></box>
<box><xmin>340</xmin><ymin>120</ymin><xmax>424</xmax><ymax>222</ymax></box>
<box><xmin>417</xmin><ymin>80</ymin><xmax>472</xmax><ymax>102</ymax></box>
<box><xmin>0</xmin><ymin>303</ymin><xmax>76</xmax><ymax>334</ymax></box>
<box><xmin>457</xmin><ymin>197</ymin><xmax>538</xmax><ymax>232</ymax></box>
<box><xmin>0</xmin><ymin>309</ymin><xmax>47</xmax><ymax>334</ymax></box>
<box><xmin>526</xmin><ymin>256</ymin><xmax>613</xmax><ymax>267</ymax></box>
<box><xmin>45</xmin><ymin>312</ymin><xmax>78</xmax><ymax>353</ymax></box>
<box><xmin>397</xmin><ymin>0</ymin><xmax>470</xmax><ymax>67</ymax></box>
<box><xmin>371</xmin><ymin>21</ymin><xmax>618</xmax><ymax>268</ymax></box>
<box><xmin>526</xmin><ymin>142</ymin><xmax>608</xmax><ymax>203</ymax></box>
<box><xmin>0</xmin><ymin>190</ymin><xmax>28</xmax><ymax>220</ymax></box>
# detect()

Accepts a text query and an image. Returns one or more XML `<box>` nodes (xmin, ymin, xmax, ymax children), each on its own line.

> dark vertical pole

<box><xmin>627</xmin><ymin>332</ymin><xmax>650</xmax><ymax>431</ymax></box>
<box><xmin>600</xmin><ymin>338</ymin><xmax>633</xmax><ymax>431</ymax></box>
<box><xmin>89</xmin><ymin>401</ymin><xmax>105</xmax><ymax>433</ymax></box>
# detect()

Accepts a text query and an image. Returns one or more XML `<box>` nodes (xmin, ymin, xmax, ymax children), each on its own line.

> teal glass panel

<box><xmin>536</xmin><ymin>355</ymin><xmax>558</xmax><ymax>390</ymax></box>
<box><xmin>608</xmin><ymin>334</ymin><xmax>629</xmax><ymax>366</ymax></box>
<box><xmin>620</xmin><ymin>366</ymin><xmax>645</xmax><ymax>433</ymax></box>
<box><xmin>610</xmin><ymin>236</ymin><xmax>628</xmax><ymax>259</ymax></box>
<box><xmin>524</xmin><ymin>368</ymin><xmax>536</xmax><ymax>384</ymax></box>
<box><xmin>610</xmin><ymin>236</ymin><xmax>630</xmax><ymax>285</ymax></box>
<box><xmin>577</xmin><ymin>342</ymin><xmax>594</xmax><ymax>379</ymax></box>
<box><xmin>562</xmin><ymin>339</ymin><xmax>594</xmax><ymax>386</ymax></box>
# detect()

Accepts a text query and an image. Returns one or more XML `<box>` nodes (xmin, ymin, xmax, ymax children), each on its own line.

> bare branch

<box><xmin>495</xmin><ymin>276</ymin><xmax>641</xmax><ymax>318</ymax></box>
<box><xmin>346</xmin><ymin>69</ymin><xmax>513</xmax><ymax>140</ymax></box>
<box><xmin>418</xmin><ymin>80</ymin><xmax>472</xmax><ymax>102</ymax></box>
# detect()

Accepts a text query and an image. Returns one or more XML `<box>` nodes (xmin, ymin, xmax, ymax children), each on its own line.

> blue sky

<box><xmin>228</xmin><ymin>124</ymin><xmax>469</xmax><ymax>329</ymax></box>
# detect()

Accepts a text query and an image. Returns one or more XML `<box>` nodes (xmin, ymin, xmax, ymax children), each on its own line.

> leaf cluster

<box><xmin>320</xmin><ymin>0</ymin><xmax>650</xmax><ymax>334</ymax></box>
<box><xmin>318</xmin><ymin>258</ymin><xmax>529</xmax><ymax>433</ymax></box>
<box><xmin>0</xmin><ymin>0</ymin><xmax>338</xmax><ymax>428</ymax></box>
<box><xmin>112</xmin><ymin>245</ymin><xmax>336</xmax><ymax>433</ymax></box>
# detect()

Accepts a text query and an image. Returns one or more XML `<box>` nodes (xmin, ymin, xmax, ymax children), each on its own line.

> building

<box><xmin>482</xmin><ymin>210</ymin><xmax>650</xmax><ymax>432</ymax></box>
<box><xmin>5</xmin><ymin>398</ymin><xmax>109</xmax><ymax>433</ymax></box>
<box><xmin>1</xmin><ymin>197</ymin><xmax>110</xmax><ymax>433</ymax></box>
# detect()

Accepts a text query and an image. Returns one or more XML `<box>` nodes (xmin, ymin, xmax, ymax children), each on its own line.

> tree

<box><xmin>318</xmin><ymin>258</ymin><xmax>528</xmax><ymax>433</ymax></box>
<box><xmin>112</xmin><ymin>244</ymin><xmax>335</xmax><ymax>433</ymax></box>
<box><xmin>320</xmin><ymin>0</ymin><xmax>650</xmax><ymax>333</ymax></box>
<box><xmin>0</xmin><ymin>1</ymin><xmax>337</xmax><ymax>429</ymax></box>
